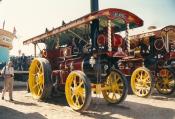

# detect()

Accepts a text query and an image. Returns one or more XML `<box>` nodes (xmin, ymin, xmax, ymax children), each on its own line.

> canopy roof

<box><xmin>23</xmin><ymin>8</ymin><xmax>143</xmax><ymax>45</ymax></box>
<box><xmin>129</xmin><ymin>25</ymin><xmax>175</xmax><ymax>49</ymax></box>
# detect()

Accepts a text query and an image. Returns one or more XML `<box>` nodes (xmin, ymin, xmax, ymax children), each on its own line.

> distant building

<box><xmin>0</xmin><ymin>29</ymin><xmax>15</xmax><ymax>68</ymax></box>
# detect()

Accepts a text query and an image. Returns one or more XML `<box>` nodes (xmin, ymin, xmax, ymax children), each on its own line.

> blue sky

<box><xmin>0</xmin><ymin>0</ymin><xmax>174</xmax><ymax>56</ymax></box>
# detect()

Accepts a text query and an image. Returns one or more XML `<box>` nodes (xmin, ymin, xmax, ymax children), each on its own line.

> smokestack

<box><xmin>90</xmin><ymin>0</ymin><xmax>99</xmax><ymax>12</ymax></box>
<box><xmin>90</xmin><ymin>0</ymin><xmax>99</xmax><ymax>51</ymax></box>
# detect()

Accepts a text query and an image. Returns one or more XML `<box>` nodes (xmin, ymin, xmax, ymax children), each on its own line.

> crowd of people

<box><xmin>0</xmin><ymin>54</ymin><xmax>32</xmax><ymax>71</ymax></box>
<box><xmin>10</xmin><ymin>53</ymin><xmax>33</xmax><ymax>71</ymax></box>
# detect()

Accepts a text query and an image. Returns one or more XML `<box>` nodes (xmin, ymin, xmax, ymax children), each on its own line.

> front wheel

<box><xmin>156</xmin><ymin>68</ymin><xmax>175</xmax><ymax>95</ymax></box>
<box><xmin>28</xmin><ymin>58</ymin><xmax>52</xmax><ymax>100</ymax></box>
<box><xmin>65</xmin><ymin>71</ymin><xmax>91</xmax><ymax>112</ymax></box>
<box><xmin>131</xmin><ymin>67</ymin><xmax>154</xmax><ymax>97</ymax></box>
<box><xmin>102</xmin><ymin>69</ymin><xmax>128</xmax><ymax>104</ymax></box>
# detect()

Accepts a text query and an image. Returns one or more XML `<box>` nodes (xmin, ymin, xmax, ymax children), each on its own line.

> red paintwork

<box><xmin>97</xmin><ymin>34</ymin><xmax>106</xmax><ymax>46</ymax></box>
<box><xmin>112</xmin><ymin>34</ymin><xmax>123</xmax><ymax>48</ymax></box>
<box><xmin>159</xmin><ymin>69</ymin><xmax>168</xmax><ymax>77</ymax></box>
<box><xmin>50</xmin><ymin>54</ymin><xmax>83</xmax><ymax>84</ymax></box>
<box><xmin>170</xmin><ymin>52</ymin><xmax>175</xmax><ymax>59</ymax></box>
<box><xmin>42</xmin><ymin>47</ymin><xmax>72</xmax><ymax>59</ymax></box>
<box><xmin>119</xmin><ymin>58</ymin><xmax>143</xmax><ymax>75</ymax></box>
<box><xmin>41</xmin><ymin>44</ymin><xmax>84</xmax><ymax>85</ymax></box>
<box><xmin>106</xmin><ymin>51</ymin><xmax>127</xmax><ymax>58</ymax></box>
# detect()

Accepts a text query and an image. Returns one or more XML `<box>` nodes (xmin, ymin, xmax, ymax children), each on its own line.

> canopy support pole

<box><xmin>34</xmin><ymin>43</ymin><xmax>36</xmax><ymax>57</ymax></box>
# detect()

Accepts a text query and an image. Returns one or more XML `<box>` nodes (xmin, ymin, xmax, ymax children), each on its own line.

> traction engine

<box><xmin>23</xmin><ymin>1</ymin><xmax>143</xmax><ymax>111</ymax></box>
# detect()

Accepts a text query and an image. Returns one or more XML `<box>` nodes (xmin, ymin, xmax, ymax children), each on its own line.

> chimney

<box><xmin>90</xmin><ymin>0</ymin><xmax>99</xmax><ymax>51</ymax></box>
<box><xmin>90</xmin><ymin>0</ymin><xmax>99</xmax><ymax>12</ymax></box>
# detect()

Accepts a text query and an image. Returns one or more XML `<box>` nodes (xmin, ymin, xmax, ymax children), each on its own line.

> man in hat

<box><xmin>1</xmin><ymin>61</ymin><xmax>14</xmax><ymax>101</ymax></box>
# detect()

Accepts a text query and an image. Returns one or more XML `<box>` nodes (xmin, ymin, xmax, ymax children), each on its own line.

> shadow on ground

<box><xmin>1</xmin><ymin>86</ymin><xmax>174</xmax><ymax>119</ymax></box>
<box><xmin>82</xmin><ymin>97</ymin><xmax>175</xmax><ymax>119</ymax></box>
<box><xmin>41</xmin><ymin>94</ymin><xmax>175</xmax><ymax>119</ymax></box>
<box><xmin>0</xmin><ymin>106</ymin><xmax>47</xmax><ymax>119</ymax></box>
<box><xmin>45</xmin><ymin>94</ymin><xmax>68</xmax><ymax>107</ymax></box>
<box><xmin>151</xmin><ymin>91</ymin><xmax>175</xmax><ymax>101</ymax></box>
<box><xmin>10</xmin><ymin>100</ymin><xmax>39</xmax><ymax>106</ymax></box>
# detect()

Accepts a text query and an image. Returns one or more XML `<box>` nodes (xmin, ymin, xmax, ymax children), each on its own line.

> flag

<box><xmin>13</xmin><ymin>26</ymin><xmax>16</xmax><ymax>35</ymax></box>
<box><xmin>2</xmin><ymin>20</ymin><xmax>5</xmax><ymax>29</ymax></box>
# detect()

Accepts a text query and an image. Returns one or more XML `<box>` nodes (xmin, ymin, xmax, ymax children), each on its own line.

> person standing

<box><xmin>20</xmin><ymin>53</ymin><xmax>27</xmax><ymax>71</ymax></box>
<box><xmin>1</xmin><ymin>61</ymin><xmax>14</xmax><ymax>101</ymax></box>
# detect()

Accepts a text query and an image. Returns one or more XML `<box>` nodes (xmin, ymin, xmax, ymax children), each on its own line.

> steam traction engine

<box><xmin>23</xmin><ymin>8</ymin><xmax>143</xmax><ymax>111</ymax></box>
<box><xmin>119</xmin><ymin>25</ymin><xmax>175</xmax><ymax>97</ymax></box>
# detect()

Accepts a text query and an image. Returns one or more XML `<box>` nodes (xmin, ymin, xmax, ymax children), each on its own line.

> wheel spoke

<box><xmin>113</xmin><ymin>73</ymin><xmax>119</xmax><ymax>82</ymax></box>
<box><xmin>108</xmin><ymin>73</ymin><xmax>113</xmax><ymax>83</ymax></box>
<box><xmin>75</xmin><ymin>95</ymin><xmax>80</xmax><ymax>107</ymax></box>
<box><xmin>143</xmin><ymin>75</ymin><xmax>149</xmax><ymax>82</ymax></box>
<box><xmin>164</xmin><ymin>84</ymin><xmax>169</xmax><ymax>89</ymax></box>
<box><xmin>73</xmin><ymin>76</ymin><xmax>77</xmax><ymax>87</ymax></box>
<box><xmin>135</xmin><ymin>85</ymin><xmax>142</xmax><ymax>90</ymax></box>
<box><xmin>106</xmin><ymin>90</ymin><xmax>110</xmax><ymax>96</ymax></box>
<box><xmin>71</xmin><ymin>94</ymin><xmax>75</xmax><ymax>100</ymax></box>
<box><xmin>115</xmin><ymin>88</ymin><xmax>122</xmax><ymax>95</ymax></box>
<box><xmin>33</xmin><ymin>83</ymin><xmax>39</xmax><ymax>89</ymax></box>
<box><xmin>77</xmin><ymin>80</ymin><xmax>84</xmax><ymax>89</ymax></box>
<box><xmin>32</xmin><ymin>73</ymin><xmax>36</xmax><ymax>76</ymax></box>
<box><xmin>77</xmin><ymin>87</ymin><xmax>85</xmax><ymax>95</ymax></box>
<box><xmin>39</xmin><ymin>84</ymin><xmax>43</xmax><ymax>91</ymax></box>
<box><xmin>38</xmin><ymin>73</ymin><xmax>44</xmax><ymax>83</ymax></box>
<box><xmin>145</xmin><ymin>83</ymin><xmax>151</xmax><ymax>89</ymax></box>
<box><xmin>140</xmin><ymin>71</ymin><xmax>143</xmax><ymax>80</ymax></box>
<box><xmin>135</xmin><ymin>83</ymin><xmax>142</xmax><ymax>87</ymax></box>
<box><xmin>112</xmin><ymin>93</ymin><xmax>117</xmax><ymax>100</ymax></box>
<box><xmin>136</xmin><ymin>74</ymin><xmax>141</xmax><ymax>79</ymax></box>
<box><xmin>38</xmin><ymin>88</ymin><xmax>41</xmax><ymax>95</ymax></box>
<box><xmin>115</xmin><ymin>77</ymin><xmax>120</xmax><ymax>83</ymax></box>
<box><xmin>36</xmin><ymin>63</ymin><xmax>40</xmax><ymax>71</ymax></box>
<box><xmin>70</xmin><ymin>87</ymin><xmax>74</xmax><ymax>93</ymax></box>
<box><xmin>139</xmin><ymin>89</ymin><xmax>143</xmax><ymax>95</ymax></box>
<box><xmin>142</xmin><ymin>89</ymin><xmax>148</xmax><ymax>95</ymax></box>
<box><xmin>36</xmin><ymin>63</ymin><xmax>42</xmax><ymax>73</ymax></box>
<box><xmin>79</xmin><ymin>95</ymin><xmax>85</xmax><ymax>104</ymax></box>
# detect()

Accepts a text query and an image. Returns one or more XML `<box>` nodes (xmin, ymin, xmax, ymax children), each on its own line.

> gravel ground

<box><xmin>0</xmin><ymin>87</ymin><xmax>175</xmax><ymax>119</ymax></box>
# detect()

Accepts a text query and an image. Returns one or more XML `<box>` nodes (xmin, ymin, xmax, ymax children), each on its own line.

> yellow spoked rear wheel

<box><xmin>131</xmin><ymin>67</ymin><xmax>154</xmax><ymax>97</ymax></box>
<box><xmin>156</xmin><ymin>68</ymin><xmax>175</xmax><ymax>95</ymax></box>
<box><xmin>65</xmin><ymin>71</ymin><xmax>91</xmax><ymax>112</ymax></box>
<box><xmin>29</xmin><ymin>58</ymin><xmax>52</xmax><ymax>100</ymax></box>
<box><xmin>102</xmin><ymin>69</ymin><xmax>128</xmax><ymax>104</ymax></box>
